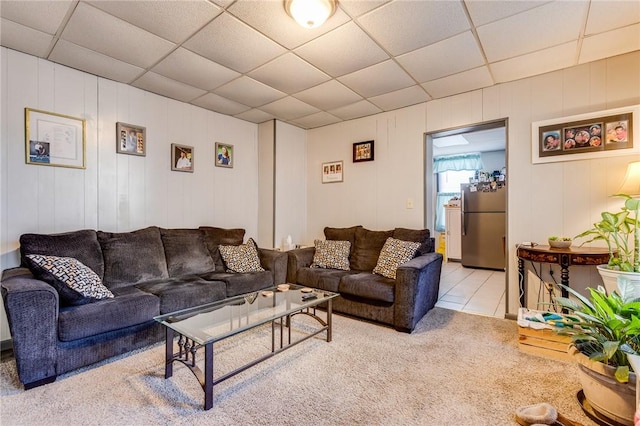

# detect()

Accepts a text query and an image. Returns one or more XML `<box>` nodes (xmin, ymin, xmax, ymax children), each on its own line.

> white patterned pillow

<box><xmin>26</xmin><ymin>254</ymin><xmax>114</xmax><ymax>306</ymax></box>
<box><xmin>373</xmin><ymin>237</ymin><xmax>420</xmax><ymax>279</ymax></box>
<box><xmin>311</xmin><ymin>240</ymin><xmax>351</xmax><ymax>270</ymax></box>
<box><xmin>219</xmin><ymin>238</ymin><xmax>265</xmax><ymax>273</ymax></box>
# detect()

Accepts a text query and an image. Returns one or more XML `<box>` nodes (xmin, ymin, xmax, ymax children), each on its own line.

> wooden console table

<box><xmin>517</xmin><ymin>245</ymin><xmax>610</xmax><ymax>308</ymax></box>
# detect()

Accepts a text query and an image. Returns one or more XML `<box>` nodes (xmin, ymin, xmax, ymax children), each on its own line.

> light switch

<box><xmin>406</xmin><ymin>198</ymin><xmax>414</xmax><ymax>209</ymax></box>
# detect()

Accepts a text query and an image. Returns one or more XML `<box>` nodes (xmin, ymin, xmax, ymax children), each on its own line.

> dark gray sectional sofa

<box><xmin>286</xmin><ymin>226</ymin><xmax>443</xmax><ymax>333</ymax></box>
<box><xmin>1</xmin><ymin>226</ymin><xmax>287</xmax><ymax>390</ymax></box>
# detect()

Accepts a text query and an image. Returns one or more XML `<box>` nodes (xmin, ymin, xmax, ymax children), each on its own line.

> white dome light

<box><xmin>285</xmin><ymin>0</ymin><xmax>336</xmax><ymax>29</ymax></box>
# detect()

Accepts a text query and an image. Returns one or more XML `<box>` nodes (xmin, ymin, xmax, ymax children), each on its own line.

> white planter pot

<box><xmin>597</xmin><ymin>265</ymin><xmax>640</xmax><ymax>297</ymax></box>
<box><xmin>571</xmin><ymin>346</ymin><xmax>636</xmax><ymax>425</ymax></box>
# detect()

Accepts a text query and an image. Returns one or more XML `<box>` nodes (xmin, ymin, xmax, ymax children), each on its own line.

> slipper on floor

<box><xmin>515</xmin><ymin>403</ymin><xmax>584</xmax><ymax>426</ymax></box>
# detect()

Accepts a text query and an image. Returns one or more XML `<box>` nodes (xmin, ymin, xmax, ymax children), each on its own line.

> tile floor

<box><xmin>435</xmin><ymin>260</ymin><xmax>506</xmax><ymax>318</ymax></box>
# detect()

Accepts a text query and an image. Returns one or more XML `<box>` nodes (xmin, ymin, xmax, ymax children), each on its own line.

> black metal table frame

<box><xmin>162</xmin><ymin>300</ymin><xmax>333</xmax><ymax>410</ymax></box>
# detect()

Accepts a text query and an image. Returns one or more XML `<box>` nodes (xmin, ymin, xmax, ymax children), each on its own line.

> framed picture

<box><xmin>322</xmin><ymin>160</ymin><xmax>343</xmax><ymax>183</ymax></box>
<box><xmin>531</xmin><ymin>104</ymin><xmax>639</xmax><ymax>164</ymax></box>
<box><xmin>25</xmin><ymin>108</ymin><xmax>86</xmax><ymax>169</ymax></box>
<box><xmin>215</xmin><ymin>142</ymin><xmax>233</xmax><ymax>168</ymax></box>
<box><xmin>116</xmin><ymin>122</ymin><xmax>146</xmax><ymax>156</ymax></box>
<box><xmin>353</xmin><ymin>140</ymin><xmax>374</xmax><ymax>162</ymax></box>
<box><xmin>171</xmin><ymin>143</ymin><xmax>193</xmax><ymax>172</ymax></box>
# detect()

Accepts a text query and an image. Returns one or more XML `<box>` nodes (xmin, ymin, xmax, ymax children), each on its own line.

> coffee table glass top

<box><xmin>154</xmin><ymin>285</ymin><xmax>337</xmax><ymax>345</ymax></box>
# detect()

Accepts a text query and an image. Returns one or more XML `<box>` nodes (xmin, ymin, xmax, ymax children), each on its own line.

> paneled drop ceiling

<box><xmin>1</xmin><ymin>0</ymin><xmax>639</xmax><ymax>129</ymax></box>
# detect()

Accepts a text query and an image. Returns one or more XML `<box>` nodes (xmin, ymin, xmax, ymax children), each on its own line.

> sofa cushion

<box><xmin>200</xmin><ymin>270</ymin><xmax>274</xmax><ymax>297</ymax></box>
<box><xmin>200</xmin><ymin>226</ymin><xmax>245</xmax><ymax>271</ymax></box>
<box><xmin>136</xmin><ymin>276</ymin><xmax>226</xmax><ymax>314</ymax></box>
<box><xmin>25</xmin><ymin>255</ymin><xmax>114</xmax><ymax>306</ymax></box>
<box><xmin>97</xmin><ymin>226</ymin><xmax>169</xmax><ymax>288</ymax></box>
<box><xmin>160</xmin><ymin>228</ymin><xmax>215</xmax><ymax>277</ymax></box>
<box><xmin>219</xmin><ymin>238</ymin><xmax>265</xmax><ymax>273</ymax></box>
<box><xmin>393</xmin><ymin>228</ymin><xmax>432</xmax><ymax>256</ymax></box>
<box><xmin>295</xmin><ymin>267</ymin><xmax>355</xmax><ymax>293</ymax></box>
<box><xmin>373</xmin><ymin>238</ymin><xmax>420</xmax><ymax>279</ymax></box>
<box><xmin>339</xmin><ymin>273</ymin><xmax>395</xmax><ymax>303</ymax></box>
<box><xmin>20</xmin><ymin>229</ymin><xmax>104</xmax><ymax>279</ymax></box>
<box><xmin>324</xmin><ymin>225</ymin><xmax>362</xmax><ymax>257</ymax></box>
<box><xmin>311</xmin><ymin>240</ymin><xmax>351</xmax><ymax>270</ymax></box>
<box><xmin>57</xmin><ymin>286</ymin><xmax>159</xmax><ymax>341</ymax></box>
<box><xmin>350</xmin><ymin>227</ymin><xmax>394</xmax><ymax>271</ymax></box>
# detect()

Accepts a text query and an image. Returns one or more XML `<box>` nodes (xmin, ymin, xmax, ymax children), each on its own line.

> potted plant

<box><xmin>574</xmin><ymin>194</ymin><xmax>640</xmax><ymax>293</ymax></box>
<box><xmin>553</xmin><ymin>278</ymin><xmax>640</xmax><ymax>425</ymax></box>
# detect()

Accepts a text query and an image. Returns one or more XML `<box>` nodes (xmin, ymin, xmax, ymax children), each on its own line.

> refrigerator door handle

<box><xmin>461</xmin><ymin>189</ymin><xmax>466</xmax><ymax>236</ymax></box>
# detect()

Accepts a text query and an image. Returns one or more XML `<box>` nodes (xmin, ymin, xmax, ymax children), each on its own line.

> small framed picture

<box><xmin>322</xmin><ymin>160</ymin><xmax>343</xmax><ymax>183</ymax></box>
<box><xmin>171</xmin><ymin>143</ymin><xmax>193</xmax><ymax>172</ymax></box>
<box><xmin>353</xmin><ymin>140</ymin><xmax>374</xmax><ymax>162</ymax></box>
<box><xmin>215</xmin><ymin>142</ymin><xmax>233</xmax><ymax>168</ymax></box>
<box><xmin>116</xmin><ymin>122</ymin><xmax>146</xmax><ymax>156</ymax></box>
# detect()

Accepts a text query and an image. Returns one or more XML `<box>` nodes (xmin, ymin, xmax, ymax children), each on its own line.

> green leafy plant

<box><xmin>553</xmin><ymin>278</ymin><xmax>640</xmax><ymax>382</ymax></box>
<box><xmin>574</xmin><ymin>194</ymin><xmax>640</xmax><ymax>272</ymax></box>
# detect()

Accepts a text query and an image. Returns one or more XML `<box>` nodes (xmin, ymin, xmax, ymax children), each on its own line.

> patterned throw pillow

<box><xmin>373</xmin><ymin>237</ymin><xmax>420</xmax><ymax>279</ymax></box>
<box><xmin>311</xmin><ymin>240</ymin><xmax>351</xmax><ymax>270</ymax></box>
<box><xmin>26</xmin><ymin>254</ymin><xmax>114</xmax><ymax>306</ymax></box>
<box><xmin>219</xmin><ymin>238</ymin><xmax>265</xmax><ymax>273</ymax></box>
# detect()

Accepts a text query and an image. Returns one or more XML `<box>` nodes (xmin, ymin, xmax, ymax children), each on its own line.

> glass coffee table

<box><xmin>154</xmin><ymin>284</ymin><xmax>338</xmax><ymax>410</ymax></box>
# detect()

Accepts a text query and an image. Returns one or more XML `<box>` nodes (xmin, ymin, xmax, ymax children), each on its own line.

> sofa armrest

<box><xmin>393</xmin><ymin>252</ymin><xmax>443</xmax><ymax>332</ymax></box>
<box><xmin>1</xmin><ymin>268</ymin><xmax>59</xmax><ymax>388</ymax></box>
<box><xmin>286</xmin><ymin>247</ymin><xmax>315</xmax><ymax>283</ymax></box>
<box><xmin>258</xmin><ymin>248</ymin><xmax>288</xmax><ymax>285</ymax></box>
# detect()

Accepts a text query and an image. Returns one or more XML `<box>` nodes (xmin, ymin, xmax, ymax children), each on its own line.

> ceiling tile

<box><xmin>338</xmin><ymin>60</ymin><xmax>414</xmax><ymax>98</ymax></box>
<box><xmin>214</xmin><ymin>76</ymin><xmax>286</xmax><ymax>108</ymax></box>
<box><xmin>289</xmin><ymin>111</ymin><xmax>342</xmax><ymax>129</ymax></box>
<box><xmin>259</xmin><ymin>97</ymin><xmax>320</xmax><ymax>121</ymax></box>
<box><xmin>478</xmin><ymin>1</ymin><xmax>587</xmax><ymax>62</ymax></box>
<box><xmin>152</xmin><ymin>48</ymin><xmax>240</xmax><ymax>91</ymax></box>
<box><xmin>227</xmin><ymin>0</ymin><xmax>350</xmax><ymax>50</ymax></box>
<box><xmin>339</xmin><ymin>0</ymin><xmax>389</xmax><ymax>18</ymax></box>
<box><xmin>60</xmin><ymin>2</ymin><xmax>175</xmax><ymax>69</ymax></box>
<box><xmin>234</xmin><ymin>108</ymin><xmax>276</xmax><ymax>124</ymax></box>
<box><xmin>465</xmin><ymin>0</ymin><xmax>548</xmax><ymax>27</ymax></box>
<box><xmin>490</xmin><ymin>42</ymin><xmax>577</xmax><ymax>83</ymax></box>
<box><xmin>0</xmin><ymin>0</ymin><xmax>73</xmax><ymax>34</ymax></box>
<box><xmin>397</xmin><ymin>31</ymin><xmax>485</xmax><ymax>83</ymax></box>
<box><xmin>183</xmin><ymin>13</ymin><xmax>286</xmax><ymax>73</ymax></box>
<box><xmin>357</xmin><ymin>0</ymin><xmax>470</xmax><ymax>55</ymax></box>
<box><xmin>190</xmin><ymin>93</ymin><xmax>251</xmax><ymax>116</ymax></box>
<box><xmin>50</xmin><ymin>40</ymin><xmax>144</xmax><ymax>84</ymax></box>
<box><xmin>421</xmin><ymin>66</ymin><xmax>493</xmax><ymax>99</ymax></box>
<box><xmin>328</xmin><ymin>100</ymin><xmax>382</xmax><ymax>121</ymax></box>
<box><xmin>369</xmin><ymin>85</ymin><xmax>431</xmax><ymax>111</ymax></box>
<box><xmin>585</xmin><ymin>0</ymin><xmax>640</xmax><ymax>36</ymax></box>
<box><xmin>132</xmin><ymin>72</ymin><xmax>207</xmax><ymax>103</ymax></box>
<box><xmin>579</xmin><ymin>24</ymin><xmax>640</xmax><ymax>65</ymax></box>
<box><xmin>87</xmin><ymin>0</ymin><xmax>222</xmax><ymax>43</ymax></box>
<box><xmin>294</xmin><ymin>80</ymin><xmax>362</xmax><ymax>110</ymax></box>
<box><xmin>0</xmin><ymin>19</ymin><xmax>53</xmax><ymax>58</ymax></box>
<box><xmin>249</xmin><ymin>53</ymin><xmax>330</xmax><ymax>95</ymax></box>
<box><xmin>295</xmin><ymin>22</ymin><xmax>389</xmax><ymax>77</ymax></box>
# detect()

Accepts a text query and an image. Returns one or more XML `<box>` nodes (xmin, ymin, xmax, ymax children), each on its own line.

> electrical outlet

<box><xmin>406</xmin><ymin>198</ymin><xmax>414</xmax><ymax>209</ymax></box>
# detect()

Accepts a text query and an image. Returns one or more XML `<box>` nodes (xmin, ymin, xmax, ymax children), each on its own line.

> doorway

<box><xmin>424</xmin><ymin>119</ymin><xmax>508</xmax><ymax>318</ymax></box>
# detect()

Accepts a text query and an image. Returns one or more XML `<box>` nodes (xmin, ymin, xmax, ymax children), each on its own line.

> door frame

<box><xmin>424</xmin><ymin>118</ymin><xmax>510</xmax><ymax>317</ymax></box>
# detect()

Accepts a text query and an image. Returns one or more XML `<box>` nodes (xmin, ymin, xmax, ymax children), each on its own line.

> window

<box><xmin>438</xmin><ymin>170</ymin><xmax>475</xmax><ymax>193</ymax></box>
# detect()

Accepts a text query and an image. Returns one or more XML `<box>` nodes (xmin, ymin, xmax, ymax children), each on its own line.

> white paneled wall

<box><xmin>0</xmin><ymin>48</ymin><xmax>260</xmax><ymax>341</ymax></box>
<box><xmin>307</xmin><ymin>51</ymin><xmax>640</xmax><ymax>317</ymax></box>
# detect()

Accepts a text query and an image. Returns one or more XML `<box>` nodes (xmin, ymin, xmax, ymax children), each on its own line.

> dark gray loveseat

<box><xmin>286</xmin><ymin>226</ymin><xmax>443</xmax><ymax>332</ymax></box>
<box><xmin>1</xmin><ymin>226</ymin><xmax>287</xmax><ymax>390</ymax></box>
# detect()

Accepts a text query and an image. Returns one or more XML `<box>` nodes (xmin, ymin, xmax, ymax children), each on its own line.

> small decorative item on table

<box><xmin>548</xmin><ymin>236</ymin><xmax>572</xmax><ymax>249</ymax></box>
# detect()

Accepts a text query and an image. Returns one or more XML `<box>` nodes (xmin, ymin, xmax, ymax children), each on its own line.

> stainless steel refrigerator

<box><xmin>460</xmin><ymin>183</ymin><xmax>506</xmax><ymax>270</ymax></box>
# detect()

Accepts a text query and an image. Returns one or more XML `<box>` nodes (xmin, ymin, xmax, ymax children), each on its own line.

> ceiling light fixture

<box><xmin>284</xmin><ymin>0</ymin><xmax>336</xmax><ymax>29</ymax></box>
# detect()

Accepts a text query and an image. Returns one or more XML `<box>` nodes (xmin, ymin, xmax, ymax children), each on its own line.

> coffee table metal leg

<box><xmin>165</xmin><ymin>327</ymin><xmax>174</xmax><ymax>379</ymax></box>
<box><xmin>327</xmin><ymin>299</ymin><xmax>333</xmax><ymax>342</ymax></box>
<box><xmin>204</xmin><ymin>342</ymin><xmax>213</xmax><ymax>410</ymax></box>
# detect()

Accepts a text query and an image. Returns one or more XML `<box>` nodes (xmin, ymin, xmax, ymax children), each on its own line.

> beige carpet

<box><xmin>0</xmin><ymin>308</ymin><xmax>595</xmax><ymax>425</ymax></box>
